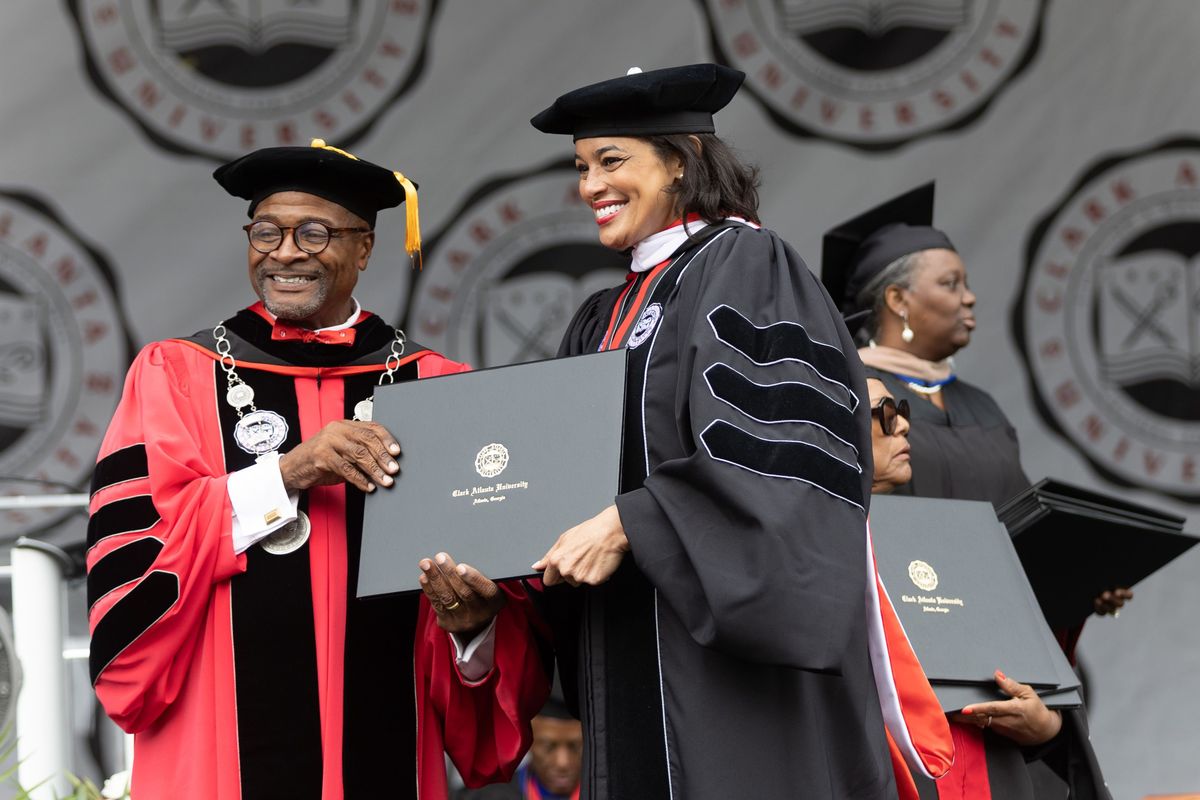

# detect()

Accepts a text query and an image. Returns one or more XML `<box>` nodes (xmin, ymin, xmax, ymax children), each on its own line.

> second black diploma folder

<box><xmin>356</xmin><ymin>349</ymin><xmax>627</xmax><ymax>598</ymax></box>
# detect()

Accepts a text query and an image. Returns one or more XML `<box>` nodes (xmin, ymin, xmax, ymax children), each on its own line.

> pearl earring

<box><xmin>900</xmin><ymin>311</ymin><xmax>914</xmax><ymax>343</ymax></box>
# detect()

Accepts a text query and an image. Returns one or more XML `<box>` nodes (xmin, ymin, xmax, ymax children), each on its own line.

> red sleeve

<box><xmin>415</xmin><ymin>580</ymin><xmax>551</xmax><ymax>791</ymax></box>
<box><xmin>87</xmin><ymin>342</ymin><xmax>246</xmax><ymax>733</ymax></box>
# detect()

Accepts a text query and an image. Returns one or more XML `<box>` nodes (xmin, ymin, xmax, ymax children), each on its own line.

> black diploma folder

<box><xmin>869</xmin><ymin>495</ymin><xmax>1080</xmax><ymax>711</ymax></box>
<box><xmin>356</xmin><ymin>349</ymin><xmax>627</xmax><ymax>598</ymax></box>
<box><xmin>997</xmin><ymin>478</ymin><xmax>1199</xmax><ymax>630</ymax></box>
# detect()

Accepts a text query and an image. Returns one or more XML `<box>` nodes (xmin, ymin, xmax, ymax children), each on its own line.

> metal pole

<box><xmin>12</xmin><ymin>538</ymin><xmax>72</xmax><ymax>798</ymax></box>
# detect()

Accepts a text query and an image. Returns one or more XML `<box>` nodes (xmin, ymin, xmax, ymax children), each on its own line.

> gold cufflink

<box><xmin>264</xmin><ymin>509</ymin><xmax>281</xmax><ymax>524</ymax></box>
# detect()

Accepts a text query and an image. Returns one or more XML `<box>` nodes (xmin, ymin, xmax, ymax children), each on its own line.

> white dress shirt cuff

<box><xmin>228</xmin><ymin>452</ymin><xmax>299</xmax><ymax>555</ymax></box>
<box><xmin>450</xmin><ymin>618</ymin><xmax>498</xmax><ymax>684</ymax></box>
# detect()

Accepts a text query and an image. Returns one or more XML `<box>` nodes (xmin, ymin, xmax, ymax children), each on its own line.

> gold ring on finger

<box><xmin>444</xmin><ymin>600</ymin><xmax>461</xmax><ymax>611</ymax></box>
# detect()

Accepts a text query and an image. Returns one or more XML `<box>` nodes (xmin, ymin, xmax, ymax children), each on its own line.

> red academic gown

<box><xmin>87</xmin><ymin>305</ymin><xmax>550</xmax><ymax>800</ymax></box>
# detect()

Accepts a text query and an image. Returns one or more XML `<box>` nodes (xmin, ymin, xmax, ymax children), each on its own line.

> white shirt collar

<box><xmin>261</xmin><ymin>297</ymin><xmax>362</xmax><ymax>331</ymax></box>
<box><xmin>629</xmin><ymin>218</ymin><xmax>757</xmax><ymax>273</ymax></box>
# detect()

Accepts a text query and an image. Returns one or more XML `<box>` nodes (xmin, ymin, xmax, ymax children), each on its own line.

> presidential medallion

<box><xmin>353</xmin><ymin>398</ymin><xmax>374</xmax><ymax>423</ymax></box>
<box><xmin>234</xmin><ymin>409</ymin><xmax>289</xmax><ymax>455</ymax></box>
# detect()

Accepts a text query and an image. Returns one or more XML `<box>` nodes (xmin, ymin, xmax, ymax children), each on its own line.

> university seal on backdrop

<box><xmin>405</xmin><ymin>162</ymin><xmax>627</xmax><ymax>367</ymax></box>
<box><xmin>68</xmin><ymin>0</ymin><xmax>437</xmax><ymax>160</ymax></box>
<box><xmin>1014</xmin><ymin>138</ymin><xmax>1200</xmax><ymax>501</ymax></box>
<box><xmin>0</xmin><ymin>190</ymin><xmax>131</xmax><ymax>539</ymax></box>
<box><xmin>699</xmin><ymin>0</ymin><xmax>1044</xmax><ymax>149</ymax></box>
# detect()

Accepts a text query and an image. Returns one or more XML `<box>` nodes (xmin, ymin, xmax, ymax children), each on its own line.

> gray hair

<box><xmin>853</xmin><ymin>251</ymin><xmax>922</xmax><ymax>345</ymax></box>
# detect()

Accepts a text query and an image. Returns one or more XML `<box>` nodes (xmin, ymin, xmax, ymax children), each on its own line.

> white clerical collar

<box><xmin>261</xmin><ymin>298</ymin><xmax>362</xmax><ymax>331</ymax></box>
<box><xmin>629</xmin><ymin>218</ymin><xmax>757</xmax><ymax>273</ymax></box>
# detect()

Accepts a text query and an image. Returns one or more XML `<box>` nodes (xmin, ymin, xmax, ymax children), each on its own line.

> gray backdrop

<box><xmin>1</xmin><ymin>0</ymin><xmax>1198</xmax><ymax>795</ymax></box>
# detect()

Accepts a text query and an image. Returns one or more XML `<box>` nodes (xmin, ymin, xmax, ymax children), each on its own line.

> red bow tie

<box><xmin>271</xmin><ymin>323</ymin><xmax>357</xmax><ymax>346</ymax></box>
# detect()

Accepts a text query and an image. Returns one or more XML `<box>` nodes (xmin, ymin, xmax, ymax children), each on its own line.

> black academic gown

<box><xmin>553</xmin><ymin>222</ymin><xmax>896</xmax><ymax>800</ymax></box>
<box><xmin>864</xmin><ymin>370</ymin><xmax>1111</xmax><ymax>800</ymax></box>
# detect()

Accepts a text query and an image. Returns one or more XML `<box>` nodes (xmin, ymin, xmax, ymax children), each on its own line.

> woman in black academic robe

<box><xmin>527</xmin><ymin>64</ymin><xmax>899</xmax><ymax>800</ymax></box>
<box><xmin>822</xmin><ymin>184</ymin><xmax>1121</xmax><ymax>800</ymax></box>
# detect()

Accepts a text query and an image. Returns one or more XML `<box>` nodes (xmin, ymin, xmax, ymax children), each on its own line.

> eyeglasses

<box><xmin>242</xmin><ymin>220</ymin><xmax>370</xmax><ymax>254</ymax></box>
<box><xmin>871</xmin><ymin>396</ymin><xmax>910</xmax><ymax>436</ymax></box>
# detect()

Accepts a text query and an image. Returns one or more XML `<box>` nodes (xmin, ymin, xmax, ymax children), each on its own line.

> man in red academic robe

<box><xmin>86</xmin><ymin>141</ymin><xmax>551</xmax><ymax>800</ymax></box>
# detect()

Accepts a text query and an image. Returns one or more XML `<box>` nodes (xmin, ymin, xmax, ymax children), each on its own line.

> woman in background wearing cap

<box><xmin>826</xmin><ymin>187</ymin><xmax>1116</xmax><ymax>799</ymax></box>
<box><xmin>527</xmin><ymin>64</ymin><xmax>950</xmax><ymax>800</ymax></box>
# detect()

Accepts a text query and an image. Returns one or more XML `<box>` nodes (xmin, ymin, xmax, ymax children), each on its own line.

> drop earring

<box><xmin>901</xmin><ymin>311</ymin><xmax>914</xmax><ymax>343</ymax></box>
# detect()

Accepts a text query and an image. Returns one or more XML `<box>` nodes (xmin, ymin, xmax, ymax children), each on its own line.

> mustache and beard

<box><xmin>253</xmin><ymin>262</ymin><xmax>330</xmax><ymax>323</ymax></box>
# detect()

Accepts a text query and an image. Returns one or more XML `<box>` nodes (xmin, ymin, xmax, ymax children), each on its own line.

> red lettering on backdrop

<box><xmin>790</xmin><ymin>87</ymin><xmax>809</xmax><ymax>110</ymax></box>
<box><xmin>73</xmin><ymin>290</ymin><xmax>98</xmax><ymax>310</ymax></box>
<box><xmin>429</xmin><ymin>286</ymin><xmax>453</xmax><ymax>303</ymax></box>
<box><xmin>55</xmin><ymin>257</ymin><xmax>78</xmax><ymax>285</ymax></box>
<box><xmin>363</xmin><ymin>69</ymin><xmax>386</xmax><ymax>89</ymax></box>
<box><xmin>995</xmin><ymin>19</ymin><xmax>1019</xmax><ymax>37</ymax></box>
<box><xmin>820</xmin><ymin>98</ymin><xmax>840</xmax><ymax>123</ymax></box>
<box><xmin>1183</xmin><ymin>458</ymin><xmax>1196</xmax><ymax>482</ymax></box>
<box><xmin>94</xmin><ymin>4</ymin><xmax>118</xmax><ymax>25</ymax></box>
<box><xmin>380</xmin><ymin>40</ymin><xmax>406</xmax><ymax>58</ymax></box>
<box><xmin>979</xmin><ymin>48</ymin><xmax>1003</xmax><ymax>69</ymax></box>
<box><xmin>932</xmin><ymin>90</ymin><xmax>954</xmax><ymax>110</ymax></box>
<box><xmin>1054</xmin><ymin>380</ymin><xmax>1080</xmax><ymax>409</ymax></box>
<box><xmin>1061</xmin><ymin>227</ymin><xmax>1084</xmax><ymax>250</ymax></box>
<box><xmin>859</xmin><ymin>107</ymin><xmax>874</xmax><ymax>131</ymax></box>
<box><xmin>85</xmin><ymin>321</ymin><xmax>109</xmax><ymax>344</ymax></box>
<box><xmin>313</xmin><ymin>110</ymin><xmax>337</xmax><ymax>131</ymax></box>
<box><xmin>1084</xmin><ymin>199</ymin><xmax>1106</xmax><ymax>223</ymax></box>
<box><xmin>447</xmin><ymin>250</ymin><xmax>471</xmax><ymax>271</ymax></box>
<box><xmin>277</xmin><ymin>123</ymin><xmax>297</xmax><ymax>144</ymax></box>
<box><xmin>1177</xmin><ymin>162</ymin><xmax>1198</xmax><ymax>187</ymax></box>
<box><xmin>1143</xmin><ymin>451</ymin><xmax>1164</xmax><ymax>475</ymax></box>
<box><xmin>1039</xmin><ymin>339</ymin><xmax>1063</xmax><ymax>359</ymax></box>
<box><xmin>1110</xmin><ymin>179</ymin><xmax>1134</xmax><ymax>203</ymax></box>
<box><xmin>200</xmin><ymin>118</ymin><xmax>223</xmax><ymax>142</ymax></box>
<box><xmin>108</xmin><ymin>47</ymin><xmax>136</xmax><ymax>75</ymax></box>
<box><xmin>0</xmin><ymin>213</ymin><xmax>11</xmax><ymax>239</ymax></box>
<box><xmin>86</xmin><ymin>373</ymin><xmax>115</xmax><ymax>394</ymax></box>
<box><xmin>421</xmin><ymin>317</ymin><xmax>445</xmax><ymax>336</ymax></box>
<box><xmin>342</xmin><ymin>91</ymin><xmax>363</xmax><ymax>113</ymax></box>
<box><xmin>392</xmin><ymin>0</ymin><xmax>417</xmax><ymax>12</ymax></box>
<box><xmin>137</xmin><ymin>81</ymin><xmax>160</xmax><ymax>110</ymax></box>
<box><xmin>500</xmin><ymin>201</ymin><xmax>522</xmax><ymax>224</ymax></box>
<box><xmin>1082</xmin><ymin>415</ymin><xmax>1104</xmax><ymax>442</ymax></box>
<box><xmin>24</xmin><ymin>233</ymin><xmax>47</xmax><ymax>259</ymax></box>
<box><xmin>1037</xmin><ymin>290</ymin><xmax>1062</xmax><ymax>313</ymax></box>
<box><xmin>74</xmin><ymin>417</ymin><xmax>99</xmax><ymax>437</ymax></box>
<box><xmin>960</xmin><ymin>71</ymin><xmax>979</xmax><ymax>93</ymax></box>
<box><xmin>1044</xmin><ymin>261</ymin><xmax>1070</xmax><ymax>280</ymax></box>
<box><xmin>895</xmin><ymin>102</ymin><xmax>915</xmax><ymax>126</ymax></box>
<box><xmin>1113</xmin><ymin>437</ymin><xmax>1130</xmax><ymax>461</ymax></box>
<box><xmin>759</xmin><ymin>62</ymin><xmax>783</xmax><ymax>90</ymax></box>
<box><xmin>241</xmin><ymin>125</ymin><xmax>255</xmax><ymax>149</ymax></box>
<box><xmin>167</xmin><ymin>105</ymin><xmax>187</xmax><ymax>128</ymax></box>
<box><xmin>733</xmin><ymin>32</ymin><xmax>759</xmax><ymax>57</ymax></box>
<box><xmin>470</xmin><ymin>222</ymin><xmax>493</xmax><ymax>244</ymax></box>
<box><xmin>57</xmin><ymin>449</ymin><xmax>81</xmax><ymax>469</ymax></box>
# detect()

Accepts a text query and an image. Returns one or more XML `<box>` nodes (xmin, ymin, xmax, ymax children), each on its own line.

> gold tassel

<box><xmin>309</xmin><ymin>138</ymin><xmax>421</xmax><ymax>268</ymax></box>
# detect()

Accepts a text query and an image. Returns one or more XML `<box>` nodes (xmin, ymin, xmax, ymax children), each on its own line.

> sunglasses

<box><xmin>871</xmin><ymin>396</ymin><xmax>910</xmax><ymax>436</ymax></box>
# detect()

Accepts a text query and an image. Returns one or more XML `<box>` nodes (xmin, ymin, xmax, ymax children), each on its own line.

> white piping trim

<box><xmin>701</xmin><ymin>363</ymin><xmax>860</xmax><ymax>456</ymax></box>
<box><xmin>673</xmin><ymin>227</ymin><xmax>736</xmax><ymax>287</ymax></box>
<box><xmin>698</xmin><ymin>419</ymin><xmax>865</xmax><ymax>511</ymax></box>
<box><xmin>92</xmin><ymin>570</ymin><xmax>181</xmax><ymax>680</ymax></box>
<box><xmin>653</xmin><ymin>590</ymin><xmax>675</xmax><ymax>800</ymax></box>
<box><xmin>88</xmin><ymin>536</ymin><xmax>167</xmax><ymax>608</ymax></box>
<box><xmin>86</xmin><ymin>493</ymin><xmax>162</xmax><ymax>556</ymax></box>
<box><xmin>90</xmin><ymin>442</ymin><xmax>150</xmax><ymax>497</ymax></box>
<box><xmin>705</xmin><ymin>304</ymin><xmax>858</xmax><ymax>411</ymax></box>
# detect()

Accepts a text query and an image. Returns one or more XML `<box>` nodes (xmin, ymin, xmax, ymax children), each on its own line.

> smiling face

<box><xmin>868</xmin><ymin>378</ymin><xmax>913</xmax><ymax>494</ymax></box>
<box><xmin>247</xmin><ymin>191</ymin><xmax>375</xmax><ymax>329</ymax></box>
<box><xmin>574</xmin><ymin>136</ymin><xmax>683</xmax><ymax>251</ymax></box>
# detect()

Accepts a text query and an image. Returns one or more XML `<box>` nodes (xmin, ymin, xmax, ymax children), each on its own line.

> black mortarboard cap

<box><xmin>821</xmin><ymin>183</ymin><xmax>956</xmax><ymax>320</ymax></box>
<box><xmin>530</xmin><ymin>63</ymin><xmax>745</xmax><ymax>140</ymax></box>
<box><xmin>213</xmin><ymin>140</ymin><xmax>412</xmax><ymax>229</ymax></box>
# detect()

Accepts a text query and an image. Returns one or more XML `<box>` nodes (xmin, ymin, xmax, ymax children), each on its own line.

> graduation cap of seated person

<box><xmin>530</xmin><ymin>63</ymin><xmax>745</xmax><ymax>139</ymax></box>
<box><xmin>821</xmin><ymin>182</ymin><xmax>957</xmax><ymax>335</ymax></box>
<box><xmin>213</xmin><ymin>138</ymin><xmax>423</xmax><ymax>261</ymax></box>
